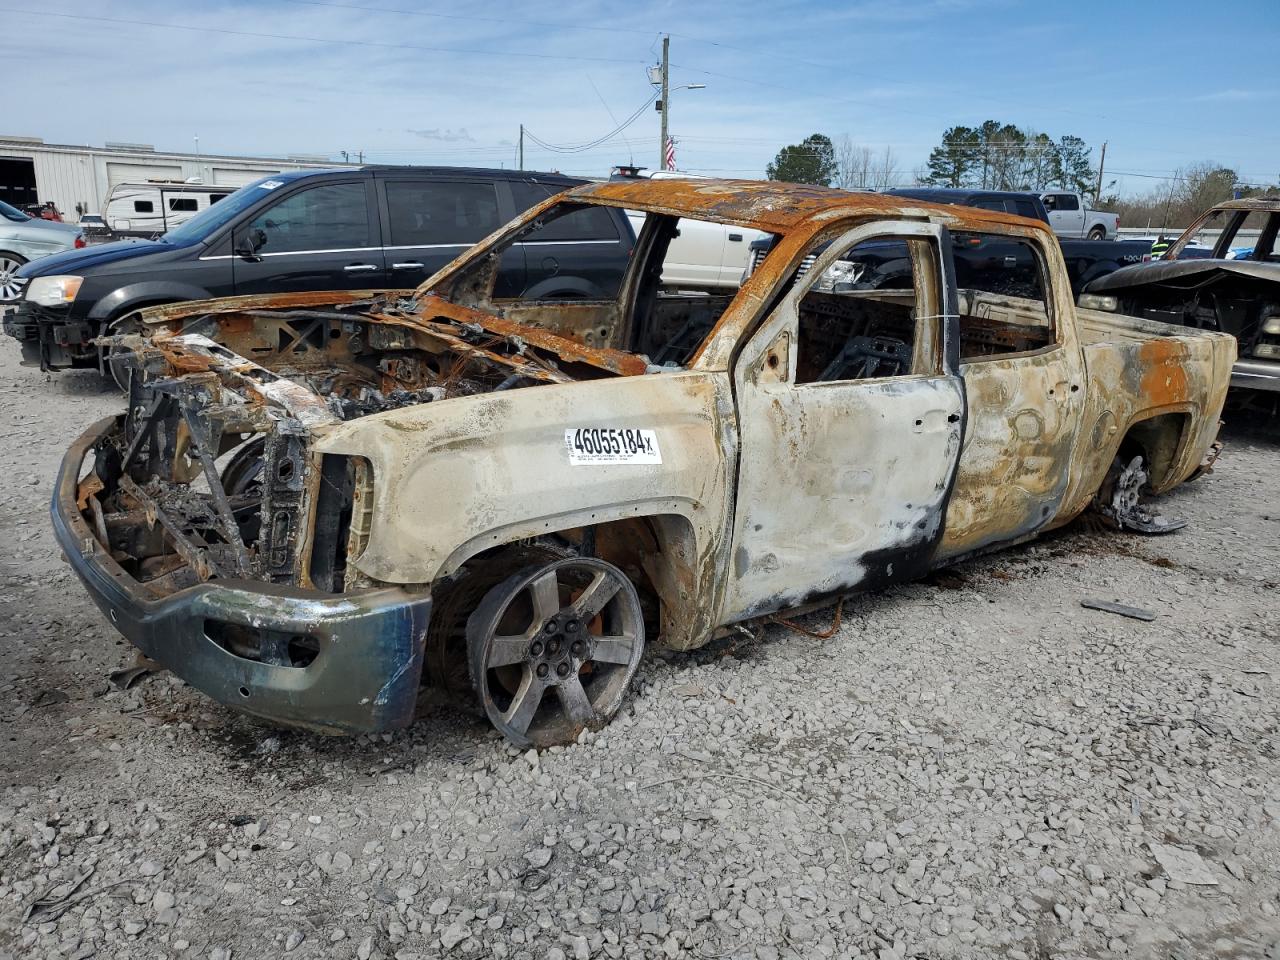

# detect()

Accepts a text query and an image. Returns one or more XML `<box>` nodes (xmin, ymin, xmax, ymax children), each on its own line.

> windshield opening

<box><xmin>161</xmin><ymin>176</ymin><xmax>287</xmax><ymax>244</ymax></box>
<box><xmin>1169</xmin><ymin>206</ymin><xmax>1280</xmax><ymax>260</ymax></box>
<box><xmin>430</xmin><ymin>201</ymin><xmax>764</xmax><ymax>370</ymax></box>
<box><xmin>0</xmin><ymin>201</ymin><xmax>31</xmax><ymax>223</ymax></box>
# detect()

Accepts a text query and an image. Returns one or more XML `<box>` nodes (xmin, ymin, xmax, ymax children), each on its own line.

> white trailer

<box><xmin>103</xmin><ymin>182</ymin><xmax>235</xmax><ymax>237</ymax></box>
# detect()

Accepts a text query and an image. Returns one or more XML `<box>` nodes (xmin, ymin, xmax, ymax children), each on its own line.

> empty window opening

<box><xmin>952</xmin><ymin>232</ymin><xmax>1055</xmax><ymax>360</ymax></box>
<box><xmin>793</xmin><ymin>236</ymin><xmax>930</xmax><ymax>383</ymax></box>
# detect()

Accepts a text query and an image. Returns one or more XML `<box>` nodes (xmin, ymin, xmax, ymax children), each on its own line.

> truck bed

<box><xmin>1076</xmin><ymin>305</ymin><xmax>1206</xmax><ymax>344</ymax></box>
<box><xmin>1073</xmin><ymin>306</ymin><xmax>1234</xmax><ymax>497</ymax></box>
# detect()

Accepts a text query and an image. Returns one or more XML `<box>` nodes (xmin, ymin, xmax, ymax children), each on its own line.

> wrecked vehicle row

<box><xmin>54</xmin><ymin>178</ymin><xmax>1234</xmax><ymax>746</ymax></box>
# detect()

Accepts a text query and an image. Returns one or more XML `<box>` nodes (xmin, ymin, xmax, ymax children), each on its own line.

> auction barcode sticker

<box><xmin>565</xmin><ymin>427</ymin><xmax>662</xmax><ymax>465</ymax></box>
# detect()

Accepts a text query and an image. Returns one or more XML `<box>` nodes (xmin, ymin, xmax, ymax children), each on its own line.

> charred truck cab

<box><xmin>54</xmin><ymin>180</ymin><xmax>1233</xmax><ymax>746</ymax></box>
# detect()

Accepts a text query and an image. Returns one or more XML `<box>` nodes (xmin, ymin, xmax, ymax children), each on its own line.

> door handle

<box><xmin>391</xmin><ymin>261</ymin><xmax>424</xmax><ymax>270</ymax></box>
<box><xmin>728</xmin><ymin>233</ymin><xmax>743</xmax><ymax>242</ymax></box>
<box><xmin>344</xmin><ymin>264</ymin><xmax>379</xmax><ymax>273</ymax></box>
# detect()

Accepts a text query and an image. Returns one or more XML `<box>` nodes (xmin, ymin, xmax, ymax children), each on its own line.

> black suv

<box><xmin>3</xmin><ymin>166</ymin><xmax>635</xmax><ymax>371</ymax></box>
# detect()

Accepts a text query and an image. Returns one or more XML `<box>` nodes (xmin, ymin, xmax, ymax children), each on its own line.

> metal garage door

<box><xmin>106</xmin><ymin>162</ymin><xmax>182</xmax><ymax>188</ymax></box>
<box><xmin>212</xmin><ymin>168</ymin><xmax>271</xmax><ymax>188</ymax></box>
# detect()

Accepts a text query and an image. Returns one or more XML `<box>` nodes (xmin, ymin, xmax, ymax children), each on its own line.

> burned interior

<box><xmin>441</xmin><ymin>200</ymin><xmax>739</xmax><ymax>366</ymax></box>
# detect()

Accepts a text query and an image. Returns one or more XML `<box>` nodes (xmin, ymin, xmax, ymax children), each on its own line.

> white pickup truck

<box><xmin>1041</xmin><ymin>191</ymin><xmax>1118</xmax><ymax>240</ymax></box>
<box><xmin>618</xmin><ymin>168</ymin><xmax>767</xmax><ymax>290</ymax></box>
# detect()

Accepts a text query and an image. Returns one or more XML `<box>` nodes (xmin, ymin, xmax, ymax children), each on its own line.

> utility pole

<box><xmin>1094</xmin><ymin>140</ymin><xmax>1107</xmax><ymax>204</ymax></box>
<box><xmin>519</xmin><ymin>124</ymin><xmax>524</xmax><ymax>171</ymax></box>
<box><xmin>659</xmin><ymin>34</ymin><xmax>669</xmax><ymax>171</ymax></box>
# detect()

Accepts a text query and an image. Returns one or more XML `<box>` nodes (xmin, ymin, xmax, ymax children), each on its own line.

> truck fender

<box><xmin>87</xmin><ymin>282</ymin><xmax>217</xmax><ymax>322</ymax></box>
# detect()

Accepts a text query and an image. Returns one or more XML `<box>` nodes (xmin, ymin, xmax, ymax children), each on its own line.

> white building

<box><xmin>0</xmin><ymin>136</ymin><xmax>351</xmax><ymax>222</ymax></box>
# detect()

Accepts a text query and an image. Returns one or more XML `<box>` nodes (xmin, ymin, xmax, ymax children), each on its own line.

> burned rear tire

<box><xmin>466</xmin><ymin>557</ymin><xmax>644</xmax><ymax>749</ymax></box>
<box><xmin>1095</xmin><ymin>453</ymin><xmax>1187</xmax><ymax>535</ymax></box>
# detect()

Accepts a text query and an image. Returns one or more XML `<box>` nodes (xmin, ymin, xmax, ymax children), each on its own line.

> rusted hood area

<box><xmin>1086</xmin><ymin>259</ymin><xmax>1280</xmax><ymax>293</ymax></box>
<box><xmin>136</xmin><ymin>289</ymin><xmax>649</xmax><ymax>380</ymax></box>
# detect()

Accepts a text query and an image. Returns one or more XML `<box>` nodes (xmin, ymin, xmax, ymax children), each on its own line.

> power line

<box><xmin>0</xmin><ymin>7</ymin><xmax>646</xmax><ymax>64</ymax></box>
<box><xmin>524</xmin><ymin>93</ymin><xmax>658</xmax><ymax>154</ymax></box>
<box><xmin>276</xmin><ymin>0</ymin><xmax>853</xmax><ymax>76</ymax></box>
<box><xmin>669</xmin><ymin>62</ymin><xmax>1280</xmax><ymax>150</ymax></box>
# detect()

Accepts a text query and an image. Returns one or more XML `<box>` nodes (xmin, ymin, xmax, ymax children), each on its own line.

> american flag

<box><xmin>664</xmin><ymin>136</ymin><xmax>676</xmax><ymax>171</ymax></box>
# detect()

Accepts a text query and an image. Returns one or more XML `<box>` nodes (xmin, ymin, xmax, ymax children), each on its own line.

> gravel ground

<box><xmin>1</xmin><ymin>345</ymin><xmax>1278</xmax><ymax>960</ymax></box>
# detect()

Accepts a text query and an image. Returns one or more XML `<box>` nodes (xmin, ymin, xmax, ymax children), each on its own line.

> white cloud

<box><xmin>1192</xmin><ymin>89</ymin><xmax>1276</xmax><ymax>103</ymax></box>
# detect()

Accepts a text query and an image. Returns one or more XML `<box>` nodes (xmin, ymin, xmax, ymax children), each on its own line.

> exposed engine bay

<box><xmin>85</xmin><ymin>295</ymin><xmax>646</xmax><ymax>609</ymax></box>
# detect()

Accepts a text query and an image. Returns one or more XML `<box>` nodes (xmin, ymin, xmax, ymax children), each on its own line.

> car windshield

<box><xmin>0</xmin><ymin>201</ymin><xmax>31</xmax><ymax>223</ymax></box>
<box><xmin>161</xmin><ymin>176</ymin><xmax>286</xmax><ymax>244</ymax></box>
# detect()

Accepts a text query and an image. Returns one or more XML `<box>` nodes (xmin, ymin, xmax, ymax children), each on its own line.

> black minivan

<box><xmin>3</xmin><ymin>167</ymin><xmax>635</xmax><ymax>371</ymax></box>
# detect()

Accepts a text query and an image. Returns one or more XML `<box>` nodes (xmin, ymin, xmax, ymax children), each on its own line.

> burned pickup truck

<box><xmin>1083</xmin><ymin>197</ymin><xmax>1280</xmax><ymax>397</ymax></box>
<box><xmin>54</xmin><ymin>180</ymin><xmax>1233</xmax><ymax>747</ymax></box>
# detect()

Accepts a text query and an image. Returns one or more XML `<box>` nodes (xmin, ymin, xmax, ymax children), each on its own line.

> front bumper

<box><xmin>52</xmin><ymin>416</ymin><xmax>433</xmax><ymax>735</ymax></box>
<box><xmin>1231</xmin><ymin>358</ymin><xmax>1280</xmax><ymax>393</ymax></box>
<box><xmin>2</xmin><ymin>300</ymin><xmax>96</xmax><ymax>369</ymax></box>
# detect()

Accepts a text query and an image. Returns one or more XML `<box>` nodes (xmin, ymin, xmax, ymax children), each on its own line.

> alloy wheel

<box><xmin>467</xmin><ymin>557</ymin><xmax>644</xmax><ymax>748</ymax></box>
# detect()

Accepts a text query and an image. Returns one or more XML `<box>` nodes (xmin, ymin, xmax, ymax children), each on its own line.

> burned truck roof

<box><xmin>566</xmin><ymin>177</ymin><xmax>1051</xmax><ymax>235</ymax></box>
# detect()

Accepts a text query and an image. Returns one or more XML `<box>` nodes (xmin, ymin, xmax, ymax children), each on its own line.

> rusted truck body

<box><xmin>52</xmin><ymin>179</ymin><xmax>1234</xmax><ymax>746</ymax></box>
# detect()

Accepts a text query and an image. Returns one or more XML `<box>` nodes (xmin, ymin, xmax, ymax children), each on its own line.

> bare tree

<box><xmin>1107</xmin><ymin>161</ymin><xmax>1250</xmax><ymax>231</ymax></box>
<box><xmin>834</xmin><ymin>134</ymin><xmax>874</xmax><ymax>190</ymax></box>
<box><xmin>869</xmin><ymin>146</ymin><xmax>900</xmax><ymax>190</ymax></box>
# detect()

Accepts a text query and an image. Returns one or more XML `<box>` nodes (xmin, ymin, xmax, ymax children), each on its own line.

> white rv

<box><xmin>102</xmin><ymin>182</ymin><xmax>235</xmax><ymax>238</ymax></box>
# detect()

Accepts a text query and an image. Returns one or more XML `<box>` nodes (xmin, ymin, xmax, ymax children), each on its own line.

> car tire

<box><xmin>1088</xmin><ymin>226</ymin><xmax>1107</xmax><ymax>241</ymax></box>
<box><xmin>0</xmin><ymin>252</ymin><xmax>28</xmax><ymax>301</ymax></box>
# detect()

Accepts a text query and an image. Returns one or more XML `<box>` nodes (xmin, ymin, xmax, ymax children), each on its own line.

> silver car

<box><xmin>0</xmin><ymin>202</ymin><xmax>82</xmax><ymax>302</ymax></box>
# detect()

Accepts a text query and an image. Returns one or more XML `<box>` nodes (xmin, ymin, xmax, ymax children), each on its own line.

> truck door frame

<box><xmin>935</xmin><ymin>225</ymin><xmax>1086</xmax><ymax>559</ymax></box>
<box><xmin>721</xmin><ymin>219</ymin><xmax>967</xmax><ymax>622</ymax></box>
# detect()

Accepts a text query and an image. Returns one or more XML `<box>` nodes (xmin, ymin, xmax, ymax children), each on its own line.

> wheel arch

<box><xmin>438</xmin><ymin>507</ymin><xmax>712</xmax><ymax>653</ymax></box>
<box><xmin>519</xmin><ymin>275</ymin><xmax>603</xmax><ymax>300</ymax></box>
<box><xmin>87</xmin><ymin>283</ymin><xmax>212</xmax><ymax>322</ymax></box>
<box><xmin>1109</xmin><ymin>409</ymin><xmax>1194</xmax><ymax>494</ymax></box>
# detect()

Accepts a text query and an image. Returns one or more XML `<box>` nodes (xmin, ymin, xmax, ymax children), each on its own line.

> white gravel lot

<box><xmin>1</xmin><ymin>346</ymin><xmax>1278</xmax><ymax>960</ymax></box>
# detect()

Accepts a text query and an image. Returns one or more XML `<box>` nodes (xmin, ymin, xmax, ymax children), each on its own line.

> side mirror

<box><xmin>235</xmin><ymin>227</ymin><xmax>267</xmax><ymax>259</ymax></box>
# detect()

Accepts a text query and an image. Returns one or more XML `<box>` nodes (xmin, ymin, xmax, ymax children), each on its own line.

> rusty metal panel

<box><xmin>938</xmin><ymin>346</ymin><xmax>1084</xmax><ymax>557</ymax></box>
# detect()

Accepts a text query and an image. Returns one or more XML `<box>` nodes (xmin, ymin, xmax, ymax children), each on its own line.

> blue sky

<box><xmin>2</xmin><ymin>0</ymin><xmax>1277</xmax><ymax>196</ymax></box>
